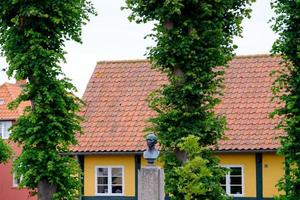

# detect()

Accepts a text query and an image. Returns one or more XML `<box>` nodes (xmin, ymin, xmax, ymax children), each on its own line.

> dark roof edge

<box><xmin>65</xmin><ymin>151</ymin><xmax>144</xmax><ymax>156</ymax></box>
<box><xmin>67</xmin><ymin>148</ymin><xmax>278</xmax><ymax>156</ymax></box>
<box><xmin>214</xmin><ymin>149</ymin><xmax>277</xmax><ymax>154</ymax></box>
<box><xmin>0</xmin><ymin>118</ymin><xmax>17</xmax><ymax>121</ymax></box>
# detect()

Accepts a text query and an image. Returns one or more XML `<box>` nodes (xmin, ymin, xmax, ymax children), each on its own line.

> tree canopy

<box><xmin>125</xmin><ymin>0</ymin><xmax>254</xmax><ymax>199</ymax></box>
<box><xmin>271</xmin><ymin>0</ymin><xmax>300</xmax><ymax>199</ymax></box>
<box><xmin>0</xmin><ymin>1</ymin><xmax>95</xmax><ymax>199</ymax></box>
<box><xmin>0</xmin><ymin>138</ymin><xmax>12</xmax><ymax>164</ymax></box>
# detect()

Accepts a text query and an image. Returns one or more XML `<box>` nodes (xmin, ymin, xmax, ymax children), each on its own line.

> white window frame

<box><xmin>12</xmin><ymin>172</ymin><xmax>21</xmax><ymax>188</ymax></box>
<box><xmin>0</xmin><ymin>121</ymin><xmax>12</xmax><ymax>139</ymax></box>
<box><xmin>95</xmin><ymin>166</ymin><xmax>124</xmax><ymax>196</ymax></box>
<box><xmin>221</xmin><ymin>165</ymin><xmax>244</xmax><ymax>197</ymax></box>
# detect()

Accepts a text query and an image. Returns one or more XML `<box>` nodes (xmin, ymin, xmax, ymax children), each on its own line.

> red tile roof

<box><xmin>215</xmin><ymin>55</ymin><xmax>282</xmax><ymax>151</ymax></box>
<box><xmin>72</xmin><ymin>55</ymin><xmax>283</xmax><ymax>153</ymax></box>
<box><xmin>0</xmin><ymin>83</ymin><xmax>30</xmax><ymax>120</ymax></box>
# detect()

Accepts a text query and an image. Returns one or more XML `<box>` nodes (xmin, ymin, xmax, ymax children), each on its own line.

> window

<box><xmin>95</xmin><ymin>166</ymin><xmax>124</xmax><ymax>196</ymax></box>
<box><xmin>0</xmin><ymin>121</ymin><xmax>12</xmax><ymax>139</ymax></box>
<box><xmin>12</xmin><ymin>173</ymin><xmax>21</xmax><ymax>187</ymax></box>
<box><xmin>221</xmin><ymin>165</ymin><xmax>244</xmax><ymax>197</ymax></box>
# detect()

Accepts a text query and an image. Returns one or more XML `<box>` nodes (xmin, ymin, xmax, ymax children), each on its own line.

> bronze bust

<box><xmin>143</xmin><ymin>133</ymin><xmax>159</xmax><ymax>165</ymax></box>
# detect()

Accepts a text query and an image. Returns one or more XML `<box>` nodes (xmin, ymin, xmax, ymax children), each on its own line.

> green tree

<box><xmin>124</xmin><ymin>0</ymin><xmax>254</xmax><ymax>199</ymax></box>
<box><xmin>174</xmin><ymin>135</ymin><xmax>228</xmax><ymax>200</ymax></box>
<box><xmin>271</xmin><ymin>1</ymin><xmax>300</xmax><ymax>199</ymax></box>
<box><xmin>0</xmin><ymin>1</ymin><xmax>96</xmax><ymax>199</ymax></box>
<box><xmin>0</xmin><ymin>138</ymin><xmax>12</xmax><ymax>163</ymax></box>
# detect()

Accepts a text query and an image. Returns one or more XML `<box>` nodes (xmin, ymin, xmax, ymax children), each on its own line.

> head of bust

<box><xmin>146</xmin><ymin>133</ymin><xmax>157</xmax><ymax>151</ymax></box>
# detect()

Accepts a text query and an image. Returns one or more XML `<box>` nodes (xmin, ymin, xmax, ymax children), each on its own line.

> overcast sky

<box><xmin>0</xmin><ymin>0</ymin><xmax>277</xmax><ymax>97</ymax></box>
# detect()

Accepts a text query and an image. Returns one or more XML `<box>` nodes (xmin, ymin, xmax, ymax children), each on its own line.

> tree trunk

<box><xmin>37</xmin><ymin>179</ymin><xmax>57</xmax><ymax>200</ymax></box>
<box><xmin>172</xmin><ymin>67</ymin><xmax>188</xmax><ymax>164</ymax></box>
<box><xmin>175</xmin><ymin>149</ymin><xmax>187</xmax><ymax>164</ymax></box>
<box><xmin>29</xmin><ymin>83</ymin><xmax>57</xmax><ymax>200</ymax></box>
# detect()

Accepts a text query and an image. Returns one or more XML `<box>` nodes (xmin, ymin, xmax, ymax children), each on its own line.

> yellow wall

<box><xmin>84</xmin><ymin>152</ymin><xmax>284</xmax><ymax>198</ymax></box>
<box><xmin>215</xmin><ymin>153</ymin><xmax>256</xmax><ymax>197</ymax></box>
<box><xmin>84</xmin><ymin>155</ymin><xmax>135</xmax><ymax>196</ymax></box>
<box><xmin>263</xmin><ymin>153</ymin><xmax>284</xmax><ymax>198</ymax></box>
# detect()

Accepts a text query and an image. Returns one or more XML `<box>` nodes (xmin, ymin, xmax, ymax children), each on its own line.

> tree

<box><xmin>0</xmin><ymin>138</ymin><xmax>12</xmax><ymax>163</ymax></box>
<box><xmin>271</xmin><ymin>1</ymin><xmax>300</xmax><ymax>199</ymax></box>
<box><xmin>0</xmin><ymin>1</ymin><xmax>96</xmax><ymax>199</ymax></box>
<box><xmin>124</xmin><ymin>0</ymin><xmax>254</xmax><ymax>199</ymax></box>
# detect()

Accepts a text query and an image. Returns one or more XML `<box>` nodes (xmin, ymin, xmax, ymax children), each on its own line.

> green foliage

<box><xmin>0</xmin><ymin>0</ymin><xmax>96</xmax><ymax>199</ymax></box>
<box><xmin>174</xmin><ymin>136</ymin><xmax>229</xmax><ymax>200</ymax></box>
<box><xmin>125</xmin><ymin>0</ymin><xmax>254</xmax><ymax>199</ymax></box>
<box><xmin>0</xmin><ymin>138</ymin><xmax>13</xmax><ymax>163</ymax></box>
<box><xmin>271</xmin><ymin>0</ymin><xmax>300</xmax><ymax>199</ymax></box>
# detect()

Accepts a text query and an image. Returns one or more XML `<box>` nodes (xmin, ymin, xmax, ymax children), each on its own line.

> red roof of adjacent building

<box><xmin>0</xmin><ymin>82</ymin><xmax>36</xmax><ymax>200</ymax></box>
<box><xmin>0</xmin><ymin>82</ymin><xmax>30</xmax><ymax>120</ymax></box>
<box><xmin>72</xmin><ymin>55</ymin><xmax>283</xmax><ymax>153</ymax></box>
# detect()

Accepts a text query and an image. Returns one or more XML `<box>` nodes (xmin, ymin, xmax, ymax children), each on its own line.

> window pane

<box><xmin>112</xmin><ymin>168</ymin><xmax>122</xmax><ymax>177</ymax></box>
<box><xmin>97</xmin><ymin>177</ymin><xmax>108</xmax><ymax>185</ymax></box>
<box><xmin>0</xmin><ymin>122</ymin><xmax>2</xmax><ymax>138</ymax></box>
<box><xmin>221</xmin><ymin>185</ymin><xmax>226</xmax><ymax>192</ymax></box>
<box><xmin>13</xmin><ymin>173</ymin><xmax>21</xmax><ymax>187</ymax></box>
<box><xmin>2</xmin><ymin>121</ymin><xmax>12</xmax><ymax>139</ymax></box>
<box><xmin>97</xmin><ymin>185</ymin><xmax>108</xmax><ymax>193</ymax></box>
<box><xmin>220</xmin><ymin>176</ymin><xmax>226</xmax><ymax>185</ymax></box>
<box><xmin>230</xmin><ymin>167</ymin><xmax>241</xmax><ymax>176</ymax></box>
<box><xmin>97</xmin><ymin>168</ymin><xmax>108</xmax><ymax>176</ymax></box>
<box><xmin>231</xmin><ymin>186</ymin><xmax>242</xmax><ymax>194</ymax></box>
<box><xmin>230</xmin><ymin>176</ymin><xmax>242</xmax><ymax>185</ymax></box>
<box><xmin>112</xmin><ymin>186</ymin><xmax>123</xmax><ymax>193</ymax></box>
<box><xmin>112</xmin><ymin>177</ymin><xmax>122</xmax><ymax>185</ymax></box>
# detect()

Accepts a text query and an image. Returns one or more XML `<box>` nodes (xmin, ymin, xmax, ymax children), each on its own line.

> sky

<box><xmin>0</xmin><ymin>0</ymin><xmax>277</xmax><ymax>97</ymax></box>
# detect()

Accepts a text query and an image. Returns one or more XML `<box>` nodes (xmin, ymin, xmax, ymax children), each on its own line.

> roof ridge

<box><xmin>1</xmin><ymin>82</ymin><xmax>15</xmax><ymax>87</ymax></box>
<box><xmin>96</xmin><ymin>54</ymin><xmax>278</xmax><ymax>64</ymax></box>
<box><xmin>234</xmin><ymin>53</ymin><xmax>278</xmax><ymax>59</ymax></box>
<box><xmin>96</xmin><ymin>59</ymin><xmax>148</xmax><ymax>64</ymax></box>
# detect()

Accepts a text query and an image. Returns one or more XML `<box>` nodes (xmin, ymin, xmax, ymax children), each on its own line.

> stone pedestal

<box><xmin>138</xmin><ymin>166</ymin><xmax>165</xmax><ymax>200</ymax></box>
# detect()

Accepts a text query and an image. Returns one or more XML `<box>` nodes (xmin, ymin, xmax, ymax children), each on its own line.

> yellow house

<box><xmin>71</xmin><ymin>55</ymin><xmax>284</xmax><ymax>200</ymax></box>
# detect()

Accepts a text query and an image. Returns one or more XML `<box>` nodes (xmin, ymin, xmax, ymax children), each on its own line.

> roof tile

<box><xmin>0</xmin><ymin>83</ymin><xmax>30</xmax><ymax>120</ymax></box>
<box><xmin>72</xmin><ymin>55</ymin><xmax>283</xmax><ymax>152</ymax></box>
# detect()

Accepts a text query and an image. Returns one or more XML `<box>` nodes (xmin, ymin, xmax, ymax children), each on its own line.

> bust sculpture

<box><xmin>143</xmin><ymin>133</ymin><xmax>160</xmax><ymax>166</ymax></box>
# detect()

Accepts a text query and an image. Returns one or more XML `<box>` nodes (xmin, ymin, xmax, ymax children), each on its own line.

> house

<box><xmin>0</xmin><ymin>81</ymin><xmax>35</xmax><ymax>200</ymax></box>
<box><xmin>71</xmin><ymin>55</ymin><xmax>284</xmax><ymax>200</ymax></box>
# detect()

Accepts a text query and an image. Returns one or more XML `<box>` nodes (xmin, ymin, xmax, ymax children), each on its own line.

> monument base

<box><xmin>138</xmin><ymin>166</ymin><xmax>165</xmax><ymax>200</ymax></box>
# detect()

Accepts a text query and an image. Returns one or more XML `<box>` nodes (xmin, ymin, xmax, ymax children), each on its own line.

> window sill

<box><xmin>95</xmin><ymin>194</ymin><xmax>124</xmax><ymax>196</ymax></box>
<box><xmin>231</xmin><ymin>194</ymin><xmax>244</xmax><ymax>197</ymax></box>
